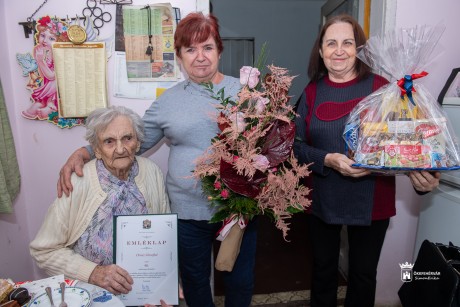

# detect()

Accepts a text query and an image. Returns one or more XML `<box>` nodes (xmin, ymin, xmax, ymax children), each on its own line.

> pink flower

<box><xmin>229</xmin><ymin>112</ymin><xmax>247</xmax><ymax>131</ymax></box>
<box><xmin>214</xmin><ymin>181</ymin><xmax>222</xmax><ymax>190</ymax></box>
<box><xmin>58</xmin><ymin>22</ymin><xmax>66</xmax><ymax>33</ymax></box>
<box><xmin>252</xmin><ymin>154</ymin><xmax>270</xmax><ymax>171</ymax></box>
<box><xmin>240</xmin><ymin>66</ymin><xmax>260</xmax><ymax>89</ymax></box>
<box><xmin>254</xmin><ymin>97</ymin><xmax>270</xmax><ymax>115</ymax></box>
<box><xmin>221</xmin><ymin>189</ymin><xmax>230</xmax><ymax>199</ymax></box>
<box><xmin>49</xmin><ymin>22</ymin><xmax>58</xmax><ymax>34</ymax></box>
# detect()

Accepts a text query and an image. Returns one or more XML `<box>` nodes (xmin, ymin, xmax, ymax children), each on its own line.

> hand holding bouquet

<box><xmin>193</xmin><ymin>64</ymin><xmax>311</xmax><ymax>271</ymax></box>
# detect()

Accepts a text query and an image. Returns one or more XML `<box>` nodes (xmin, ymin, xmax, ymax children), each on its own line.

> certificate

<box><xmin>114</xmin><ymin>214</ymin><xmax>178</xmax><ymax>306</ymax></box>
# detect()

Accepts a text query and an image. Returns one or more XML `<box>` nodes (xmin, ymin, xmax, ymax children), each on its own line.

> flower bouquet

<box><xmin>193</xmin><ymin>64</ymin><xmax>311</xmax><ymax>272</ymax></box>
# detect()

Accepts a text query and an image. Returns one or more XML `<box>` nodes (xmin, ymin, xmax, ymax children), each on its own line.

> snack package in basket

<box><xmin>343</xmin><ymin>23</ymin><xmax>460</xmax><ymax>173</ymax></box>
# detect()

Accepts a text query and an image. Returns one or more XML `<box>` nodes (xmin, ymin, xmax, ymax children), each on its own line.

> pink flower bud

<box><xmin>214</xmin><ymin>181</ymin><xmax>222</xmax><ymax>190</ymax></box>
<box><xmin>254</xmin><ymin>97</ymin><xmax>270</xmax><ymax>115</ymax></box>
<box><xmin>252</xmin><ymin>154</ymin><xmax>270</xmax><ymax>171</ymax></box>
<box><xmin>229</xmin><ymin>112</ymin><xmax>247</xmax><ymax>131</ymax></box>
<box><xmin>221</xmin><ymin>189</ymin><xmax>230</xmax><ymax>199</ymax></box>
<box><xmin>240</xmin><ymin>66</ymin><xmax>260</xmax><ymax>89</ymax></box>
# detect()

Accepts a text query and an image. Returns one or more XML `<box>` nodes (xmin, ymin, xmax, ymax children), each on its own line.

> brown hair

<box><xmin>308</xmin><ymin>14</ymin><xmax>370</xmax><ymax>82</ymax></box>
<box><xmin>174</xmin><ymin>13</ymin><xmax>223</xmax><ymax>58</ymax></box>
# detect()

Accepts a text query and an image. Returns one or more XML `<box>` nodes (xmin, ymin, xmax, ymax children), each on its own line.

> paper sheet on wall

<box><xmin>52</xmin><ymin>42</ymin><xmax>108</xmax><ymax>118</ymax></box>
<box><xmin>113</xmin><ymin>51</ymin><xmax>175</xmax><ymax>99</ymax></box>
<box><xmin>123</xmin><ymin>3</ymin><xmax>180</xmax><ymax>81</ymax></box>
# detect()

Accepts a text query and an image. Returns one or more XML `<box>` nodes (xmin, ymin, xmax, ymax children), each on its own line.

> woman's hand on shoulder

<box><xmin>408</xmin><ymin>171</ymin><xmax>441</xmax><ymax>192</ymax></box>
<box><xmin>324</xmin><ymin>153</ymin><xmax>371</xmax><ymax>178</ymax></box>
<box><xmin>57</xmin><ymin>147</ymin><xmax>91</xmax><ymax>198</ymax></box>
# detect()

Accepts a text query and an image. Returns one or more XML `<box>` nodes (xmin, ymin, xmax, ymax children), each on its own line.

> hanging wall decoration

<box><xmin>122</xmin><ymin>3</ymin><xmax>180</xmax><ymax>82</ymax></box>
<box><xmin>16</xmin><ymin>16</ymin><xmax>85</xmax><ymax>128</ymax></box>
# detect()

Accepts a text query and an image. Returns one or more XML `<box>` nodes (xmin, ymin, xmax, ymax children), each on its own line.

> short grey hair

<box><xmin>85</xmin><ymin>105</ymin><xmax>145</xmax><ymax>148</ymax></box>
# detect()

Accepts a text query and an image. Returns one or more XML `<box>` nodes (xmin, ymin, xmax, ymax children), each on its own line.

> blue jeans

<box><xmin>178</xmin><ymin>218</ymin><xmax>258</xmax><ymax>307</ymax></box>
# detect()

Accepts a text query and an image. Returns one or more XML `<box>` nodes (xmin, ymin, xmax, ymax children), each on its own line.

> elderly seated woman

<box><xmin>30</xmin><ymin>106</ymin><xmax>171</xmax><ymax>306</ymax></box>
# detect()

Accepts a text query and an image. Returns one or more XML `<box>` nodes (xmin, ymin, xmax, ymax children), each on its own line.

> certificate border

<box><xmin>113</xmin><ymin>213</ymin><xmax>179</xmax><ymax>306</ymax></box>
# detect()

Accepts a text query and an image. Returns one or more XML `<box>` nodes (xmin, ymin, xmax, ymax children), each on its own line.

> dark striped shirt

<box><xmin>294</xmin><ymin>74</ymin><xmax>395</xmax><ymax>225</ymax></box>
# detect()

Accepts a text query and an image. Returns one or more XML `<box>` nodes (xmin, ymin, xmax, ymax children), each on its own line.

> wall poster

<box><xmin>122</xmin><ymin>3</ymin><xmax>180</xmax><ymax>81</ymax></box>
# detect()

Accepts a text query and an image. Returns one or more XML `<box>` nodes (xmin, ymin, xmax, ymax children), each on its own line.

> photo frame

<box><xmin>438</xmin><ymin>68</ymin><xmax>460</xmax><ymax>106</ymax></box>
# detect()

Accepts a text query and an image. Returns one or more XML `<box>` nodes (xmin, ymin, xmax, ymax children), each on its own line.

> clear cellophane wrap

<box><xmin>343</xmin><ymin>24</ymin><xmax>460</xmax><ymax>173</ymax></box>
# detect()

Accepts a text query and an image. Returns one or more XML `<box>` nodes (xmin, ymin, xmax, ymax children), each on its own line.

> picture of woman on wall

<box><xmin>21</xmin><ymin>16</ymin><xmax>69</xmax><ymax>120</ymax></box>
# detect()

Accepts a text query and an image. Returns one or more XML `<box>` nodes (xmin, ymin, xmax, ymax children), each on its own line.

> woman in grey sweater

<box><xmin>57</xmin><ymin>13</ymin><xmax>256</xmax><ymax>307</ymax></box>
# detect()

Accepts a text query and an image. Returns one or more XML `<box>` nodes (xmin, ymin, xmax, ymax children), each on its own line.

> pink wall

<box><xmin>2</xmin><ymin>1</ymin><xmax>460</xmax><ymax>304</ymax></box>
<box><xmin>375</xmin><ymin>0</ymin><xmax>460</xmax><ymax>305</ymax></box>
<box><xmin>0</xmin><ymin>0</ymin><xmax>200</xmax><ymax>281</ymax></box>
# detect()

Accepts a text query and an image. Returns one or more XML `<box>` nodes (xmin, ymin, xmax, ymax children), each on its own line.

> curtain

<box><xmin>0</xmin><ymin>78</ymin><xmax>20</xmax><ymax>213</ymax></box>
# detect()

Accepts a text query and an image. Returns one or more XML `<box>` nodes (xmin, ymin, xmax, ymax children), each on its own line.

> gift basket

<box><xmin>343</xmin><ymin>24</ymin><xmax>460</xmax><ymax>173</ymax></box>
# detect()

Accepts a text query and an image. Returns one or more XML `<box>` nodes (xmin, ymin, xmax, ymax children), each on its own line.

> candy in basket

<box><xmin>343</xmin><ymin>24</ymin><xmax>460</xmax><ymax>173</ymax></box>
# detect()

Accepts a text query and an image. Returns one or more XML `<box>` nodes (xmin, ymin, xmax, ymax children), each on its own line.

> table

<box><xmin>17</xmin><ymin>276</ymin><xmax>125</xmax><ymax>307</ymax></box>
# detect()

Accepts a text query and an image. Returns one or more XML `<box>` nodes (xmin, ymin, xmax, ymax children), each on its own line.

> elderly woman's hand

<box><xmin>144</xmin><ymin>300</ymin><xmax>172</xmax><ymax>307</ymax></box>
<box><xmin>324</xmin><ymin>153</ymin><xmax>371</xmax><ymax>178</ymax></box>
<box><xmin>57</xmin><ymin>147</ymin><xmax>91</xmax><ymax>198</ymax></box>
<box><xmin>408</xmin><ymin>171</ymin><xmax>441</xmax><ymax>193</ymax></box>
<box><xmin>88</xmin><ymin>264</ymin><xmax>133</xmax><ymax>295</ymax></box>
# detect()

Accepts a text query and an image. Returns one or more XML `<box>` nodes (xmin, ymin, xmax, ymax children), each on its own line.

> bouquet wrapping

<box><xmin>194</xmin><ymin>65</ymin><xmax>311</xmax><ymax>271</ymax></box>
<box><xmin>343</xmin><ymin>24</ymin><xmax>460</xmax><ymax>173</ymax></box>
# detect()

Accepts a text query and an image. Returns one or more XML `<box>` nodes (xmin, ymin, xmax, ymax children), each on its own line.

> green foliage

<box><xmin>202</xmin><ymin>81</ymin><xmax>235</xmax><ymax>107</ymax></box>
<box><xmin>286</xmin><ymin>205</ymin><xmax>304</xmax><ymax>214</ymax></box>
<box><xmin>254</xmin><ymin>42</ymin><xmax>269</xmax><ymax>74</ymax></box>
<box><xmin>209</xmin><ymin>195</ymin><xmax>260</xmax><ymax>223</ymax></box>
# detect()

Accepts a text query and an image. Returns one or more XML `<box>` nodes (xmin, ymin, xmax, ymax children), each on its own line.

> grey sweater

<box><xmin>140</xmin><ymin>76</ymin><xmax>241</xmax><ymax>220</ymax></box>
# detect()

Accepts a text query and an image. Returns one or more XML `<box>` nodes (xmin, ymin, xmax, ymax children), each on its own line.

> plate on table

<box><xmin>28</xmin><ymin>286</ymin><xmax>91</xmax><ymax>307</ymax></box>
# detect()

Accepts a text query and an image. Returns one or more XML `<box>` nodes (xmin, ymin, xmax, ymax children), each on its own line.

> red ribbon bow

<box><xmin>397</xmin><ymin>71</ymin><xmax>429</xmax><ymax>96</ymax></box>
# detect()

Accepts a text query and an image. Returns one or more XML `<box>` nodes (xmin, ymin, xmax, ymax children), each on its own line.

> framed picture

<box><xmin>438</xmin><ymin>68</ymin><xmax>460</xmax><ymax>106</ymax></box>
